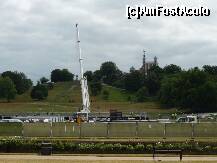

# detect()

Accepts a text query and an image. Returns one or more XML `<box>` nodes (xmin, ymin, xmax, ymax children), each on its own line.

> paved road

<box><xmin>0</xmin><ymin>155</ymin><xmax>217</xmax><ymax>161</ymax></box>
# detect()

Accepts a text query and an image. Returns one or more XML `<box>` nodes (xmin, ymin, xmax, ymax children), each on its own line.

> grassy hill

<box><xmin>0</xmin><ymin>82</ymin><xmax>176</xmax><ymax>114</ymax></box>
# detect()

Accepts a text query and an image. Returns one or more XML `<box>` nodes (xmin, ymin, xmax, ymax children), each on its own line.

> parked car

<box><xmin>0</xmin><ymin>119</ymin><xmax>23</xmax><ymax>123</ymax></box>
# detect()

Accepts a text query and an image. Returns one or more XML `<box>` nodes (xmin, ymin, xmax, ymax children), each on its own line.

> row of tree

<box><xmin>0</xmin><ymin>68</ymin><xmax>74</xmax><ymax>101</ymax></box>
<box><xmin>160</xmin><ymin>67</ymin><xmax>217</xmax><ymax>112</ymax></box>
<box><xmin>0</xmin><ymin>71</ymin><xmax>32</xmax><ymax>102</ymax></box>
<box><xmin>85</xmin><ymin>62</ymin><xmax>217</xmax><ymax>113</ymax></box>
<box><xmin>1</xmin><ymin>63</ymin><xmax>217</xmax><ymax>113</ymax></box>
<box><xmin>84</xmin><ymin>62</ymin><xmax>182</xmax><ymax>97</ymax></box>
<box><xmin>31</xmin><ymin>69</ymin><xmax>75</xmax><ymax>100</ymax></box>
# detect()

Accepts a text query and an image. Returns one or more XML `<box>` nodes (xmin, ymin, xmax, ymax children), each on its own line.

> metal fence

<box><xmin>0</xmin><ymin>122</ymin><xmax>217</xmax><ymax>138</ymax></box>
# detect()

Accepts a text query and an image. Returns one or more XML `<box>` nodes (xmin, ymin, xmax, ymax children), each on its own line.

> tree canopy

<box><xmin>90</xmin><ymin>81</ymin><xmax>102</xmax><ymax>96</ymax></box>
<box><xmin>1</xmin><ymin>71</ymin><xmax>32</xmax><ymax>95</ymax></box>
<box><xmin>31</xmin><ymin>82</ymin><xmax>48</xmax><ymax>100</ymax></box>
<box><xmin>163</xmin><ymin>64</ymin><xmax>182</xmax><ymax>74</ymax></box>
<box><xmin>203</xmin><ymin>65</ymin><xmax>217</xmax><ymax>76</ymax></box>
<box><xmin>159</xmin><ymin>69</ymin><xmax>217</xmax><ymax>112</ymax></box>
<box><xmin>135</xmin><ymin>86</ymin><xmax>148</xmax><ymax>102</ymax></box>
<box><xmin>1</xmin><ymin>60</ymin><xmax>217</xmax><ymax>113</ymax></box>
<box><xmin>124</xmin><ymin>70</ymin><xmax>143</xmax><ymax>92</ymax></box>
<box><xmin>84</xmin><ymin>71</ymin><xmax>93</xmax><ymax>82</ymax></box>
<box><xmin>51</xmin><ymin>69</ymin><xmax>74</xmax><ymax>82</ymax></box>
<box><xmin>100</xmin><ymin>61</ymin><xmax>122</xmax><ymax>85</ymax></box>
<box><xmin>0</xmin><ymin>77</ymin><xmax>17</xmax><ymax>102</ymax></box>
<box><xmin>40</xmin><ymin>77</ymin><xmax>49</xmax><ymax>84</ymax></box>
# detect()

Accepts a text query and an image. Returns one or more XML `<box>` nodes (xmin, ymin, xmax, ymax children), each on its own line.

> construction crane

<box><xmin>75</xmin><ymin>24</ymin><xmax>90</xmax><ymax>122</ymax></box>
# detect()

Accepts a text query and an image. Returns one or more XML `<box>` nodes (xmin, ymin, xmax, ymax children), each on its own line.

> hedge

<box><xmin>0</xmin><ymin>138</ymin><xmax>217</xmax><ymax>154</ymax></box>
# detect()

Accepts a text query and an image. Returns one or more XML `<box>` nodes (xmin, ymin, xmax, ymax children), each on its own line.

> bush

<box><xmin>31</xmin><ymin>83</ymin><xmax>48</xmax><ymax>100</ymax></box>
<box><xmin>47</xmin><ymin>82</ymin><xmax>54</xmax><ymax>90</ymax></box>
<box><xmin>90</xmin><ymin>82</ymin><xmax>102</xmax><ymax>96</ymax></box>
<box><xmin>146</xmin><ymin>144</ymin><xmax>153</xmax><ymax>151</ymax></box>
<box><xmin>135</xmin><ymin>86</ymin><xmax>148</xmax><ymax>102</ymax></box>
<box><xmin>135</xmin><ymin>144</ymin><xmax>145</xmax><ymax>152</ymax></box>
<box><xmin>102</xmin><ymin>90</ymin><xmax>109</xmax><ymax>100</ymax></box>
<box><xmin>0</xmin><ymin>139</ymin><xmax>216</xmax><ymax>155</ymax></box>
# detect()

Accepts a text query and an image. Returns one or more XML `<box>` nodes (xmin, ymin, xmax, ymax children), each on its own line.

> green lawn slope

<box><xmin>0</xmin><ymin>81</ymin><xmax>175</xmax><ymax>114</ymax></box>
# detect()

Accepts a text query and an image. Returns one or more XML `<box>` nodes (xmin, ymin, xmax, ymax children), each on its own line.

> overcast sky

<box><xmin>0</xmin><ymin>0</ymin><xmax>216</xmax><ymax>82</ymax></box>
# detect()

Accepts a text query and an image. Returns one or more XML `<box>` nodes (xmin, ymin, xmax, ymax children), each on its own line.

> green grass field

<box><xmin>0</xmin><ymin>101</ymin><xmax>173</xmax><ymax>114</ymax></box>
<box><xmin>0</xmin><ymin>82</ymin><xmax>175</xmax><ymax>114</ymax></box>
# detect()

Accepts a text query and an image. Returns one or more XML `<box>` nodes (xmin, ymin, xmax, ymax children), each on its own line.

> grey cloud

<box><xmin>0</xmin><ymin>0</ymin><xmax>216</xmax><ymax>83</ymax></box>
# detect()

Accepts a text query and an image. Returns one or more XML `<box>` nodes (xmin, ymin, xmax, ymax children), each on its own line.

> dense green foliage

<box><xmin>51</xmin><ymin>69</ymin><xmax>74</xmax><ymax>83</ymax></box>
<box><xmin>0</xmin><ymin>77</ymin><xmax>17</xmax><ymax>102</ymax></box>
<box><xmin>203</xmin><ymin>65</ymin><xmax>217</xmax><ymax>75</ymax></box>
<box><xmin>1</xmin><ymin>71</ymin><xmax>32</xmax><ymax>95</ymax></box>
<box><xmin>100</xmin><ymin>61</ymin><xmax>122</xmax><ymax>85</ymax></box>
<box><xmin>163</xmin><ymin>64</ymin><xmax>182</xmax><ymax>74</ymax></box>
<box><xmin>31</xmin><ymin>83</ymin><xmax>48</xmax><ymax>100</ymax></box>
<box><xmin>145</xmin><ymin>66</ymin><xmax>163</xmax><ymax>95</ymax></box>
<box><xmin>102</xmin><ymin>90</ymin><xmax>109</xmax><ymax>100</ymax></box>
<box><xmin>84</xmin><ymin>71</ymin><xmax>93</xmax><ymax>82</ymax></box>
<box><xmin>0</xmin><ymin>139</ymin><xmax>217</xmax><ymax>154</ymax></box>
<box><xmin>40</xmin><ymin>77</ymin><xmax>49</xmax><ymax>84</ymax></box>
<box><xmin>90</xmin><ymin>81</ymin><xmax>102</xmax><ymax>96</ymax></box>
<box><xmin>124</xmin><ymin>70</ymin><xmax>143</xmax><ymax>92</ymax></box>
<box><xmin>135</xmin><ymin>87</ymin><xmax>148</xmax><ymax>102</ymax></box>
<box><xmin>84</xmin><ymin>62</ymin><xmax>217</xmax><ymax>113</ymax></box>
<box><xmin>1</xmin><ymin>61</ymin><xmax>217</xmax><ymax>113</ymax></box>
<box><xmin>159</xmin><ymin>68</ymin><xmax>217</xmax><ymax>112</ymax></box>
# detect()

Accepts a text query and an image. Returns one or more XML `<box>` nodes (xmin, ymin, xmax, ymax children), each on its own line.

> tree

<box><xmin>102</xmin><ymin>90</ymin><xmax>109</xmax><ymax>100</ymax></box>
<box><xmin>100</xmin><ymin>61</ymin><xmax>122</xmax><ymax>85</ymax></box>
<box><xmin>92</xmin><ymin>70</ymin><xmax>102</xmax><ymax>82</ymax></box>
<box><xmin>62</xmin><ymin>69</ymin><xmax>74</xmax><ymax>81</ymax></box>
<box><xmin>159</xmin><ymin>76</ymin><xmax>179</xmax><ymax>107</ymax></box>
<box><xmin>90</xmin><ymin>82</ymin><xmax>102</xmax><ymax>96</ymax></box>
<box><xmin>112</xmin><ymin>75</ymin><xmax>125</xmax><ymax>89</ymax></box>
<box><xmin>51</xmin><ymin>69</ymin><xmax>61</xmax><ymax>82</ymax></box>
<box><xmin>40</xmin><ymin>77</ymin><xmax>49</xmax><ymax>84</ymax></box>
<box><xmin>163</xmin><ymin>64</ymin><xmax>182</xmax><ymax>74</ymax></box>
<box><xmin>124</xmin><ymin>70</ymin><xmax>143</xmax><ymax>92</ymax></box>
<box><xmin>159</xmin><ymin>69</ymin><xmax>217</xmax><ymax>112</ymax></box>
<box><xmin>135</xmin><ymin>86</ymin><xmax>148</xmax><ymax>102</ymax></box>
<box><xmin>203</xmin><ymin>65</ymin><xmax>217</xmax><ymax>76</ymax></box>
<box><xmin>145</xmin><ymin>72</ymin><xmax>161</xmax><ymax>96</ymax></box>
<box><xmin>31</xmin><ymin>83</ymin><xmax>48</xmax><ymax>100</ymax></box>
<box><xmin>194</xmin><ymin>81</ymin><xmax>217</xmax><ymax>112</ymax></box>
<box><xmin>51</xmin><ymin>69</ymin><xmax>74</xmax><ymax>82</ymax></box>
<box><xmin>2</xmin><ymin>71</ymin><xmax>32</xmax><ymax>94</ymax></box>
<box><xmin>84</xmin><ymin>71</ymin><xmax>93</xmax><ymax>82</ymax></box>
<box><xmin>0</xmin><ymin>77</ymin><xmax>17</xmax><ymax>102</ymax></box>
<box><xmin>148</xmin><ymin>65</ymin><xmax>163</xmax><ymax>75</ymax></box>
<box><xmin>145</xmin><ymin>65</ymin><xmax>163</xmax><ymax>95</ymax></box>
